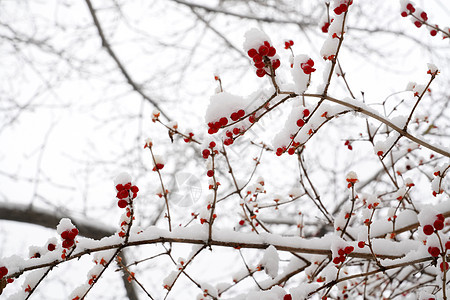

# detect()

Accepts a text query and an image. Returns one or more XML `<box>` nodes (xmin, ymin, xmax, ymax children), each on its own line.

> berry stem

<box><xmin>147</xmin><ymin>145</ymin><xmax>172</xmax><ymax>232</ymax></box>
<box><xmin>366</xmin><ymin>208</ymin><xmax>384</xmax><ymax>269</ymax></box>
<box><xmin>382</xmin><ymin>73</ymin><xmax>437</xmax><ymax>160</ymax></box>
<box><xmin>339</xmin><ymin>184</ymin><xmax>356</xmax><ymax>239</ymax></box>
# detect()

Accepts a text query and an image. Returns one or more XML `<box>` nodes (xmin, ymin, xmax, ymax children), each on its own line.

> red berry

<box><xmin>334</xmin><ymin>6</ymin><xmax>342</xmax><ymax>15</ymax></box>
<box><xmin>256</xmin><ymin>68</ymin><xmax>266</xmax><ymax>77</ymax></box>
<box><xmin>238</xmin><ymin>109</ymin><xmax>245</xmax><ymax>118</ymax></box>
<box><xmin>333</xmin><ymin>257</ymin><xmax>341</xmax><ymax>264</ymax></box>
<box><xmin>7</xmin><ymin>278</ymin><xmax>13</xmax><ymax>283</ymax></box>
<box><xmin>233</xmin><ymin>128</ymin><xmax>240</xmax><ymax>135</ymax></box>
<box><xmin>414</xmin><ymin>21</ymin><xmax>422</xmax><ymax>28</ymax></box>
<box><xmin>156</xmin><ymin>163</ymin><xmax>164</xmax><ymax>170</ymax></box>
<box><xmin>348</xmin><ymin>145</ymin><xmax>353</xmax><ymax>150</ymax></box>
<box><xmin>284</xmin><ymin>41</ymin><xmax>290</xmax><ymax>49</ymax></box>
<box><xmin>420</xmin><ymin>12</ymin><xmax>428</xmax><ymax>21</ymax></box>
<box><xmin>118</xmin><ymin>199</ymin><xmax>128</xmax><ymax>208</ymax></box>
<box><xmin>434</xmin><ymin>219</ymin><xmax>444</xmax><ymax>231</ymax></box>
<box><xmin>226</xmin><ymin>131</ymin><xmax>233</xmax><ymax>138</ymax></box>
<box><xmin>61</xmin><ymin>230</ymin><xmax>70</xmax><ymax>240</ymax></box>
<box><xmin>340</xmin><ymin>3</ymin><xmax>347</xmax><ymax>12</ymax></box>
<box><xmin>253</xmin><ymin>54</ymin><xmax>263</xmax><ymax>63</ymax></box>
<box><xmin>358</xmin><ymin>241</ymin><xmax>365</xmax><ymax>248</ymax></box>
<box><xmin>302</xmin><ymin>65</ymin><xmax>316</xmax><ymax>74</ymax></box>
<box><xmin>116</xmin><ymin>184</ymin><xmax>124</xmax><ymax>191</ymax></box>
<box><xmin>48</xmin><ymin>243</ymin><xmax>56</xmax><ymax>251</ymax></box>
<box><xmin>131</xmin><ymin>185</ymin><xmax>139</xmax><ymax>193</ymax></box>
<box><xmin>338</xmin><ymin>249</ymin><xmax>345</xmax><ymax>256</ymax></box>
<box><xmin>62</xmin><ymin>239</ymin><xmax>74</xmax><ymax>249</ymax></box>
<box><xmin>296</xmin><ymin>119</ymin><xmax>305</xmax><ymax>127</ymax></box>
<box><xmin>124</xmin><ymin>183</ymin><xmax>131</xmax><ymax>190</ymax></box>
<box><xmin>207</xmin><ymin>170</ymin><xmax>214</xmax><ymax>177</ymax></box>
<box><xmin>67</xmin><ymin>228</ymin><xmax>79</xmax><ymax>240</ymax></box>
<box><xmin>0</xmin><ymin>266</ymin><xmax>8</xmax><ymax>277</ymax></box>
<box><xmin>263</xmin><ymin>41</ymin><xmax>270</xmax><ymax>47</ymax></box>
<box><xmin>249</xmin><ymin>115</ymin><xmax>256</xmax><ymax>123</ymax></box>
<box><xmin>209</xmin><ymin>141</ymin><xmax>216</xmax><ymax>148</ymax></box>
<box><xmin>254</xmin><ymin>61</ymin><xmax>265</xmax><ymax>69</ymax></box>
<box><xmin>247</xmin><ymin>48</ymin><xmax>257</xmax><ymax>58</ymax></box>
<box><xmin>428</xmin><ymin>246</ymin><xmax>440</xmax><ymax>257</ymax></box>
<box><xmin>303</xmin><ymin>109</ymin><xmax>310</xmax><ymax>117</ymax></box>
<box><xmin>239</xmin><ymin>220</ymin><xmax>245</xmax><ymax>226</ymax></box>
<box><xmin>344</xmin><ymin>246</ymin><xmax>354</xmax><ymax>254</ymax></box>
<box><xmin>208</xmin><ymin>128</ymin><xmax>215</xmax><ymax>135</ymax></box>
<box><xmin>339</xmin><ymin>255</ymin><xmax>346</xmax><ymax>263</ymax></box>
<box><xmin>267</xmin><ymin>47</ymin><xmax>276</xmax><ymax>57</ymax></box>
<box><xmin>202</xmin><ymin>149</ymin><xmax>210</xmax><ymax>158</ymax></box>
<box><xmin>322</xmin><ymin>23</ymin><xmax>330</xmax><ymax>33</ymax></box>
<box><xmin>423</xmin><ymin>224</ymin><xmax>434</xmax><ymax>235</ymax></box>
<box><xmin>401</xmin><ymin>11</ymin><xmax>408</xmax><ymax>17</ymax></box>
<box><xmin>406</xmin><ymin>3</ymin><xmax>415</xmax><ymax>12</ymax></box>
<box><xmin>67</xmin><ymin>231</ymin><xmax>76</xmax><ymax>240</ymax></box>
<box><xmin>288</xmin><ymin>148</ymin><xmax>295</xmax><ymax>155</ymax></box>
<box><xmin>272</xmin><ymin>59</ymin><xmax>280</xmax><ymax>69</ymax></box>
<box><xmin>219</xmin><ymin>117</ymin><xmax>228</xmax><ymax>126</ymax></box>
<box><xmin>437</xmin><ymin>214</ymin><xmax>445</xmax><ymax>222</ymax></box>
<box><xmin>117</xmin><ymin>189</ymin><xmax>129</xmax><ymax>199</ymax></box>
<box><xmin>224</xmin><ymin>138</ymin><xmax>234</xmax><ymax>146</ymax></box>
<box><xmin>306</xmin><ymin>59</ymin><xmax>314</xmax><ymax>67</ymax></box>
<box><xmin>284</xmin><ymin>295</ymin><xmax>292</xmax><ymax>300</ymax></box>
<box><xmin>446</xmin><ymin>241</ymin><xmax>450</xmax><ymax>250</ymax></box>
<box><xmin>230</xmin><ymin>112</ymin><xmax>239</xmax><ymax>121</ymax></box>
<box><xmin>259</xmin><ymin>45</ymin><xmax>269</xmax><ymax>56</ymax></box>
<box><xmin>430</xmin><ymin>30</ymin><xmax>437</xmax><ymax>36</ymax></box>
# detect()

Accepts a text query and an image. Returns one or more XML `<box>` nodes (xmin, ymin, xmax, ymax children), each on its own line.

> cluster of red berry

<box><xmin>61</xmin><ymin>228</ymin><xmax>79</xmax><ymax>249</ymax></box>
<box><xmin>247</xmin><ymin>41</ymin><xmax>280</xmax><ymax>78</ymax></box>
<box><xmin>202</xmin><ymin>142</ymin><xmax>217</xmax><ymax>159</ymax></box>
<box><xmin>284</xmin><ymin>294</ymin><xmax>292</xmax><ymax>300</ymax></box>
<box><xmin>333</xmin><ymin>246</ymin><xmax>354</xmax><ymax>264</ymax></box>
<box><xmin>321</xmin><ymin>19</ymin><xmax>333</xmax><ymax>33</ymax></box>
<box><xmin>346</xmin><ymin>177</ymin><xmax>358</xmax><ymax>188</ymax></box>
<box><xmin>297</xmin><ymin>108</ymin><xmax>310</xmax><ymax>128</ymax></box>
<box><xmin>400</xmin><ymin>3</ymin><xmax>439</xmax><ymax>36</ymax></box>
<box><xmin>276</xmin><ymin>142</ymin><xmax>300</xmax><ymax>156</ymax></box>
<box><xmin>300</xmin><ymin>59</ymin><xmax>316</xmax><ymax>75</ymax></box>
<box><xmin>344</xmin><ymin>140</ymin><xmax>353</xmax><ymax>150</ymax></box>
<box><xmin>153</xmin><ymin>163</ymin><xmax>164</xmax><ymax>171</ymax></box>
<box><xmin>427</xmin><ymin>245</ymin><xmax>446</xmax><ymax>258</ymax></box>
<box><xmin>422</xmin><ymin>214</ymin><xmax>445</xmax><ymax>235</ymax></box>
<box><xmin>334</xmin><ymin>0</ymin><xmax>352</xmax><ymax>15</ymax></box>
<box><xmin>207</xmin><ymin>109</ymin><xmax>245</xmax><ymax>135</ymax></box>
<box><xmin>118</xmin><ymin>207</ymin><xmax>133</xmax><ymax>238</ymax></box>
<box><xmin>116</xmin><ymin>183</ymin><xmax>139</xmax><ymax>208</ymax></box>
<box><xmin>183</xmin><ymin>132</ymin><xmax>195</xmax><ymax>143</ymax></box>
<box><xmin>432</xmin><ymin>170</ymin><xmax>445</xmax><ymax>197</ymax></box>
<box><xmin>275</xmin><ymin>109</ymin><xmax>310</xmax><ymax>156</ymax></box>
<box><xmin>284</xmin><ymin>40</ymin><xmax>294</xmax><ymax>49</ymax></box>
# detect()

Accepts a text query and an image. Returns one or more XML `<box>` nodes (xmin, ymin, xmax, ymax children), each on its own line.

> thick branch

<box><xmin>0</xmin><ymin>202</ymin><xmax>139</xmax><ymax>300</ymax></box>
